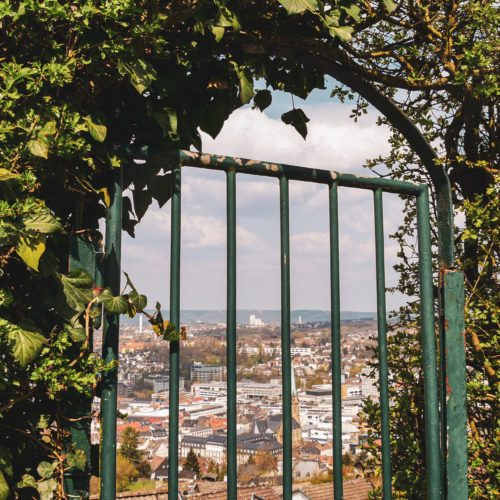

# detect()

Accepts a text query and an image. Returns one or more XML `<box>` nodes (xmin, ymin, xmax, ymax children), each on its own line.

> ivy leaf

<box><xmin>199</xmin><ymin>98</ymin><xmax>228</xmax><ymax>139</ymax></box>
<box><xmin>235</xmin><ymin>68</ymin><xmax>254</xmax><ymax>104</ymax></box>
<box><xmin>329</xmin><ymin>25</ymin><xmax>354</xmax><ymax>42</ymax></box>
<box><xmin>383</xmin><ymin>0</ymin><xmax>397</xmax><ymax>13</ymax></box>
<box><xmin>60</xmin><ymin>270</ymin><xmax>94</xmax><ymax>312</ymax></box>
<box><xmin>23</xmin><ymin>212</ymin><xmax>61</xmax><ymax>234</ymax></box>
<box><xmin>84</xmin><ymin>116</ymin><xmax>107</xmax><ymax>142</ymax></box>
<box><xmin>11</xmin><ymin>323</ymin><xmax>45</xmax><ymax>367</ymax></box>
<box><xmin>151</xmin><ymin>108</ymin><xmax>178</xmax><ymax>140</ymax></box>
<box><xmin>98</xmin><ymin>187</ymin><xmax>111</xmax><ymax>207</ymax></box>
<box><xmin>16</xmin><ymin>235</ymin><xmax>46</xmax><ymax>271</ymax></box>
<box><xmin>39</xmin><ymin>121</ymin><xmax>57</xmax><ymax>136</ymax></box>
<box><xmin>341</xmin><ymin>4</ymin><xmax>361</xmax><ymax>21</ymax></box>
<box><xmin>211</xmin><ymin>26</ymin><xmax>224</xmax><ymax>42</ymax></box>
<box><xmin>17</xmin><ymin>474</ymin><xmax>37</xmax><ymax>490</ymax></box>
<box><xmin>253</xmin><ymin>89</ymin><xmax>272</xmax><ymax>111</ymax></box>
<box><xmin>132</xmin><ymin>189</ymin><xmax>152</xmax><ymax>221</ymax></box>
<box><xmin>37</xmin><ymin>477</ymin><xmax>57</xmax><ymax>500</ymax></box>
<box><xmin>0</xmin><ymin>168</ymin><xmax>19</xmax><ymax>181</ymax></box>
<box><xmin>118</xmin><ymin>59</ymin><xmax>157</xmax><ymax>94</ymax></box>
<box><xmin>150</xmin><ymin>174</ymin><xmax>172</xmax><ymax>208</ymax></box>
<box><xmin>66</xmin><ymin>450</ymin><xmax>86</xmax><ymax>471</ymax></box>
<box><xmin>28</xmin><ymin>138</ymin><xmax>49</xmax><ymax>159</ymax></box>
<box><xmin>281</xmin><ymin>108</ymin><xmax>310</xmax><ymax>139</ymax></box>
<box><xmin>129</xmin><ymin>290</ymin><xmax>147</xmax><ymax>312</ymax></box>
<box><xmin>65</xmin><ymin>326</ymin><xmax>86</xmax><ymax>343</ymax></box>
<box><xmin>278</xmin><ymin>0</ymin><xmax>318</xmax><ymax>14</ymax></box>
<box><xmin>0</xmin><ymin>470</ymin><xmax>9</xmax><ymax>500</ymax></box>
<box><xmin>0</xmin><ymin>447</ymin><xmax>13</xmax><ymax>479</ymax></box>
<box><xmin>36</xmin><ymin>462</ymin><xmax>53</xmax><ymax>479</ymax></box>
<box><xmin>98</xmin><ymin>288</ymin><xmax>129</xmax><ymax>314</ymax></box>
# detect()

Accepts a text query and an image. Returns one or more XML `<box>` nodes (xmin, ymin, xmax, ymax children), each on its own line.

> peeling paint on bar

<box><xmin>169</xmin><ymin>150</ymin><xmax>422</xmax><ymax>194</ymax></box>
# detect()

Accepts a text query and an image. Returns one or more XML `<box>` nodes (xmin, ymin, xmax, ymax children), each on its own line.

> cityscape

<box><xmin>91</xmin><ymin>312</ymin><xmax>381</xmax><ymax>498</ymax></box>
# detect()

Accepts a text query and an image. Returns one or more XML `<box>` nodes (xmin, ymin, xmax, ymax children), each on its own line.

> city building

<box><xmin>249</xmin><ymin>314</ymin><xmax>264</xmax><ymax>327</ymax></box>
<box><xmin>190</xmin><ymin>362</ymin><xmax>226</xmax><ymax>382</ymax></box>
<box><xmin>239</xmin><ymin>381</ymin><xmax>281</xmax><ymax>400</ymax></box>
<box><xmin>361</xmin><ymin>366</ymin><xmax>379</xmax><ymax>400</ymax></box>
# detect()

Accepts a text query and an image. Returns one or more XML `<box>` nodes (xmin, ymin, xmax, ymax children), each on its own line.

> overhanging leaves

<box><xmin>150</xmin><ymin>174</ymin><xmax>172</xmax><ymax>208</ymax></box>
<box><xmin>383</xmin><ymin>0</ymin><xmax>397</xmax><ymax>14</ymax></box>
<box><xmin>84</xmin><ymin>116</ymin><xmax>107</xmax><ymax>143</ymax></box>
<box><xmin>253</xmin><ymin>89</ymin><xmax>272</xmax><ymax>111</ymax></box>
<box><xmin>329</xmin><ymin>25</ymin><xmax>354</xmax><ymax>42</ymax></box>
<box><xmin>281</xmin><ymin>108</ymin><xmax>310</xmax><ymax>139</ymax></box>
<box><xmin>132</xmin><ymin>189</ymin><xmax>152</xmax><ymax>221</ymax></box>
<box><xmin>235</xmin><ymin>67</ymin><xmax>254</xmax><ymax>104</ymax></box>
<box><xmin>278</xmin><ymin>0</ymin><xmax>318</xmax><ymax>14</ymax></box>
<box><xmin>118</xmin><ymin>59</ymin><xmax>157</xmax><ymax>94</ymax></box>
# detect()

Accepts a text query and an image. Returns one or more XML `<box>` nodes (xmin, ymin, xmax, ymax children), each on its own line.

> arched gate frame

<box><xmin>68</xmin><ymin>150</ymin><xmax>468</xmax><ymax>500</ymax></box>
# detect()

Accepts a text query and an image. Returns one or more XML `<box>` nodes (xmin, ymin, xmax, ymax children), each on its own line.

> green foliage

<box><xmin>0</xmin><ymin>0</ymin><xmax>497</xmax><ymax>498</ymax></box>
<box><xmin>116</xmin><ymin>454</ymin><xmax>139</xmax><ymax>493</ymax></box>
<box><xmin>119</xmin><ymin>427</ymin><xmax>143</xmax><ymax>467</ymax></box>
<box><xmin>184</xmin><ymin>448</ymin><xmax>201</xmax><ymax>476</ymax></box>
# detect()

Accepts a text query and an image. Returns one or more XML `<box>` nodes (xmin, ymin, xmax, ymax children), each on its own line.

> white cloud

<box><xmin>200</xmin><ymin>104</ymin><xmax>391</xmax><ymax>173</ymax></box>
<box><xmin>120</xmin><ymin>100</ymin><xmax>410</xmax><ymax>311</ymax></box>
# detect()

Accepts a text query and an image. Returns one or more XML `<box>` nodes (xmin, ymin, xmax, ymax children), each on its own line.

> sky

<box><xmin>121</xmin><ymin>81</ymin><xmax>409</xmax><ymax>312</ymax></box>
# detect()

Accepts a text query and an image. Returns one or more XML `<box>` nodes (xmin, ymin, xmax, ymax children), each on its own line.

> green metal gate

<box><xmin>75</xmin><ymin>150</ymin><xmax>468</xmax><ymax>500</ymax></box>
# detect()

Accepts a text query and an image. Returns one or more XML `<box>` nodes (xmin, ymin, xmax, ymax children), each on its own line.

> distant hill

<box><xmin>122</xmin><ymin>309</ymin><xmax>376</xmax><ymax>326</ymax></box>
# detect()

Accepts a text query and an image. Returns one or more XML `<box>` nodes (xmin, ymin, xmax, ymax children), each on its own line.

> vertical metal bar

<box><xmin>444</xmin><ymin>271</ymin><xmax>468</xmax><ymax>500</ymax></box>
<box><xmin>66</xmin><ymin>229</ymin><xmax>96</xmax><ymax>497</ymax></box>
<box><xmin>168</xmin><ymin>163</ymin><xmax>181</xmax><ymax>500</ymax></box>
<box><xmin>416</xmin><ymin>186</ymin><xmax>442</xmax><ymax>500</ymax></box>
<box><xmin>373</xmin><ymin>189</ymin><xmax>393</xmax><ymax>500</ymax></box>
<box><xmin>280</xmin><ymin>175</ymin><xmax>292</xmax><ymax>500</ymax></box>
<box><xmin>226</xmin><ymin>169</ymin><xmax>238</xmax><ymax>498</ymax></box>
<box><xmin>100</xmin><ymin>169</ymin><xmax>123</xmax><ymax>500</ymax></box>
<box><xmin>329</xmin><ymin>182</ymin><xmax>343</xmax><ymax>500</ymax></box>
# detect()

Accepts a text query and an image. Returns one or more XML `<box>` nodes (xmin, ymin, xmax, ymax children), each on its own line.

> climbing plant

<box><xmin>0</xmin><ymin>1</ymin><xmax>497</xmax><ymax>498</ymax></box>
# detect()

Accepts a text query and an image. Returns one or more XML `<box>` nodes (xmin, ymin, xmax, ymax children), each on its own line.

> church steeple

<box><xmin>276</xmin><ymin>366</ymin><xmax>302</xmax><ymax>448</ymax></box>
<box><xmin>291</xmin><ymin>365</ymin><xmax>301</xmax><ymax>431</ymax></box>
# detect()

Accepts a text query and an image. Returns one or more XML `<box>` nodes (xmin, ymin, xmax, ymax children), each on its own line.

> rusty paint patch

<box><xmin>200</xmin><ymin>154</ymin><xmax>211</xmax><ymax>166</ymax></box>
<box><xmin>446</xmin><ymin>376</ymin><xmax>452</xmax><ymax>396</ymax></box>
<box><xmin>444</xmin><ymin>319</ymin><xmax>449</xmax><ymax>330</ymax></box>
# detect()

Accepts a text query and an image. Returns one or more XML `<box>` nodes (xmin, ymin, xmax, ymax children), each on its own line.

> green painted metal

<box><xmin>328</xmin><ymin>182</ymin><xmax>343</xmax><ymax>500</ymax></box>
<box><xmin>174</xmin><ymin>150</ymin><xmax>421</xmax><ymax>194</ymax></box>
<box><xmin>100</xmin><ymin>169</ymin><xmax>123</xmax><ymax>500</ymax></box>
<box><xmin>93</xmin><ymin>150</ymin><xmax>464</xmax><ymax>500</ymax></box>
<box><xmin>66</xmin><ymin>233</ymin><xmax>97</xmax><ymax>497</ymax></box>
<box><xmin>444</xmin><ymin>271</ymin><xmax>468</xmax><ymax>499</ymax></box>
<box><xmin>416</xmin><ymin>186</ymin><xmax>442</xmax><ymax>500</ymax></box>
<box><xmin>373</xmin><ymin>189</ymin><xmax>393</xmax><ymax>500</ymax></box>
<box><xmin>280</xmin><ymin>175</ymin><xmax>293</xmax><ymax>500</ymax></box>
<box><xmin>226</xmin><ymin>169</ymin><xmax>238</xmax><ymax>498</ymax></box>
<box><xmin>168</xmin><ymin>164</ymin><xmax>181</xmax><ymax>500</ymax></box>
